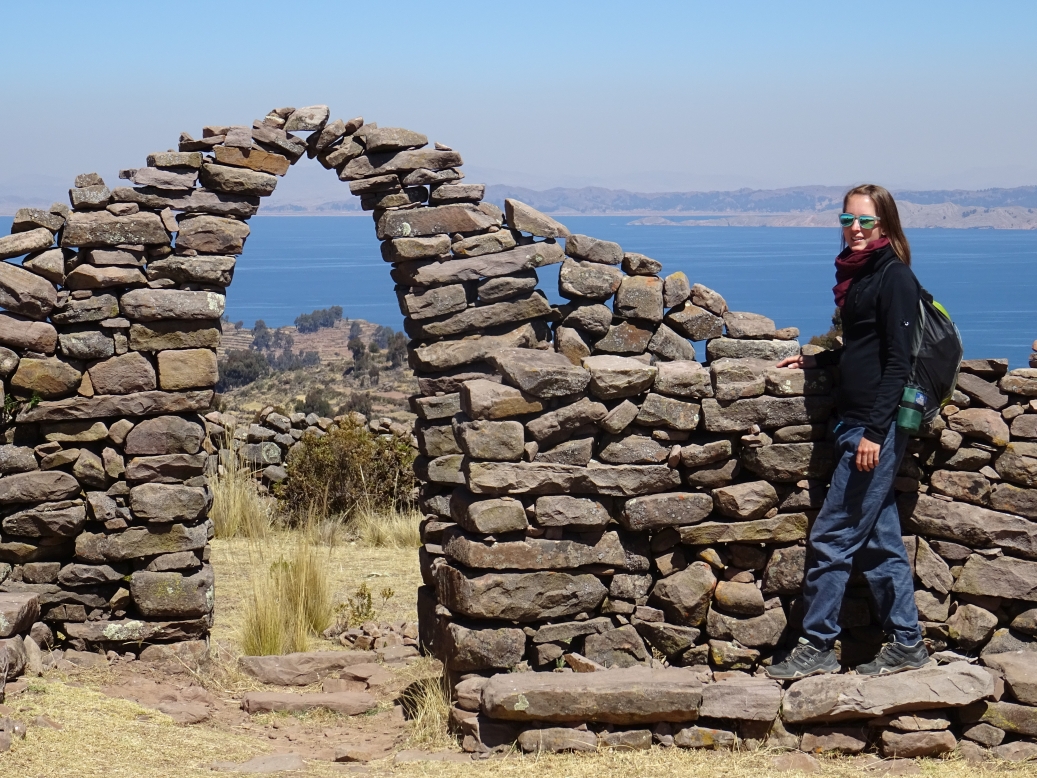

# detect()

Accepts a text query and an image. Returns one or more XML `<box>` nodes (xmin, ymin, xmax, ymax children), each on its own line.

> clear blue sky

<box><xmin>2</xmin><ymin>0</ymin><xmax>1035</xmax><ymax>193</ymax></box>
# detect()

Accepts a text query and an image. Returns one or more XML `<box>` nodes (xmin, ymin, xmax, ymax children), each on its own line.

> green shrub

<box><xmin>277</xmin><ymin>419</ymin><xmax>415</xmax><ymax>520</ymax></box>
<box><xmin>217</xmin><ymin>349</ymin><xmax>270</xmax><ymax>391</ymax></box>
<box><xmin>298</xmin><ymin>386</ymin><xmax>333</xmax><ymax>417</ymax></box>
<box><xmin>339</xmin><ymin>392</ymin><xmax>373</xmax><ymax>418</ymax></box>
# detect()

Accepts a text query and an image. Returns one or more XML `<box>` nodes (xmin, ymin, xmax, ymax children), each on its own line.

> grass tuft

<box><xmin>207</xmin><ymin>429</ymin><xmax>274</xmax><ymax>540</ymax></box>
<box><xmin>398</xmin><ymin>674</ymin><xmax>455</xmax><ymax>750</ymax></box>
<box><xmin>240</xmin><ymin>518</ymin><xmax>335</xmax><ymax>656</ymax></box>
<box><xmin>348</xmin><ymin>506</ymin><xmax>422</xmax><ymax>549</ymax></box>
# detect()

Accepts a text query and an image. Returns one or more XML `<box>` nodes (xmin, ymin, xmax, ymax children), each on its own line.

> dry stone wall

<box><xmin>3</xmin><ymin>105</ymin><xmax>1037</xmax><ymax>757</ymax></box>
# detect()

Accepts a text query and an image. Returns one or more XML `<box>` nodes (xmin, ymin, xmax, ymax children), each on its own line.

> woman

<box><xmin>766</xmin><ymin>184</ymin><xmax>927</xmax><ymax>679</ymax></box>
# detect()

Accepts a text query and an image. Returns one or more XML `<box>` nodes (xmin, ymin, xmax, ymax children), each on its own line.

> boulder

<box><xmin>452</xmin><ymin>492</ymin><xmax>528</xmax><ymax>534</ymax></box>
<box><xmin>442</xmin><ymin>623</ymin><xmax>526</xmax><ymax>671</ymax></box>
<box><xmin>504</xmin><ymin>199</ymin><xmax>570</xmax><ymax>238</ymax></box>
<box><xmin>130</xmin><ymin>567</ymin><xmax>214</xmax><ymax>619</ymax></box>
<box><xmin>88</xmin><ymin>352</ymin><xmax>156</xmax><ymax>395</ymax></box>
<box><xmin>706</xmin><ymin>606</ymin><xmax>787</xmax><ymax>648</ymax></box>
<box><xmin>197</xmin><ymin>164</ymin><xmax>276</xmax><ymax>198</ymax></box>
<box><xmin>636</xmin><ymin>394</ymin><xmax>701</xmax><ymax>430</ymax></box>
<box><xmin>405</xmin><ymin>293</ymin><xmax>551</xmax><ymax>339</ymax></box>
<box><xmin>673</xmin><ymin>725</ymin><xmax>737</xmax><ymax>750</ymax></box>
<box><xmin>713</xmin><ymin>581</ymin><xmax>766</xmax><ymax>616</ymax></box>
<box><xmin>534</xmin><ymin>496</ymin><xmax>611</xmax><ymax>529</ymax></box>
<box><xmin>377</xmin><ymin>204</ymin><xmax>501</xmax><ymax>241</ymax></box>
<box><xmin>0</xmin><ymin>471</ymin><xmax>80</xmax><ymax>503</ymax></box>
<box><xmin>17</xmin><ymin>390</ymin><xmax>212</xmax><ymax>423</ymax></box>
<box><xmin>701</xmin><ymin>396</ymin><xmax>834</xmax><ymax>432</ymax></box>
<box><xmin>648</xmin><ymin>562</ymin><xmax>716</xmax><ymax>626</ymax></box>
<box><xmin>481</xmin><ymin>667</ymin><xmax>703</xmax><ymax>724</ymax></box>
<box><xmin>654</xmin><ymin>360</ymin><xmax>713</xmax><ymax>399</ymax></box>
<box><xmin>581</xmin><ymin>355</ymin><xmax>657</xmax><ymax>399</ymax></box>
<box><xmin>0</xmin><ymin>593</ymin><xmax>40</xmax><ymax>638</ymax></box>
<box><xmin>238</xmin><ymin>650</ymin><xmax>378</xmax><ymax>685</ymax></box>
<box><xmin>598</xmin><ymin>433</ymin><xmax>667</xmax><ymax>464</ymax></box>
<box><xmin>679</xmin><ymin>513</ymin><xmax>808</xmax><ymax>545</ymax></box>
<box><xmin>60</xmin><ymin>211</ymin><xmax>168</xmax><ymax>247</ymax></box>
<box><xmin>901</xmin><ymin>494</ymin><xmax>1037</xmax><ymax>559</ymax></box>
<box><xmin>120</xmin><ymin>289</ymin><xmax>225</xmax><ymax>321</ymax></box>
<box><xmin>128</xmin><ymin>321</ymin><xmax>221</xmax><ymax>351</ymax></box>
<box><xmin>665</xmin><ymin>303</ymin><xmax>724</xmax><ymax>341</ymax></box>
<box><xmin>0</xmin><ymin>311</ymin><xmax>57</xmax><ymax>353</ymax></box>
<box><xmin>157</xmin><ymin>348</ymin><xmax>218</xmax><ymax>390</ymax></box>
<box><xmin>123</xmin><ymin>415</ymin><xmax>204</xmax><ymax>455</ymax></box>
<box><xmin>240</xmin><ymin>691</ymin><xmax>377</xmax><ymax>715</ymax></box>
<box><xmin>946</xmin><ymin>604</ymin><xmax>998</xmax><ymax>649</ymax></box>
<box><xmin>564</xmin><ymin>234</ymin><xmax>623</xmax><ymax>265</ymax></box>
<box><xmin>491</xmin><ymin>348</ymin><xmax>589</xmax><ymax>399</ymax></box>
<box><xmin>518</xmin><ymin>728</ymin><xmax>597</xmax><ymax>753</ymax></box>
<box><xmin>982</xmin><ymin>651</ymin><xmax>1037</xmax><ymax>705</ymax></box>
<box><xmin>948</xmin><ymin>408</ymin><xmax>1010</xmax><ymax>447</ymax></box>
<box><xmin>442</xmin><ymin>528</ymin><xmax>633</xmax><ymax>571</ymax></box>
<box><xmin>561</xmin><ymin>303</ymin><xmax>613</xmax><ymax>336</ymax></box>
<box><xmin>461</xmin><ymin>379</ymin><xmax>542</xmax><ymax>420</ymax></box>
<box><xmin>583</xmin><ymin>625</ymin><xmax>649</xmax><ymax>668</ymax></box>
<box><xmin>10</xmin><ymin>357</ymin><xmax>81</xmax><ymax>398</ymax></box>
<box><xmin>0</xmin><ymin>227</ymin><xmax>55</xmax><ymax>260</ymax></box>
<box><xmin>952</xmin><ymin>555</ymin><xmax>1037</xmax><ymax>601</ymax></box>
<box><xmin>466</xmin><ymin>461</ymin><xmax>681</xmax><ymax>497</ymax></box>
<box><xmin>741</xmin><ymin>442</ymin><xmax>834</xmax><ymax>482</ymax></box>
<box><xmin>558</xmin><ymin>258</ymin><xmax>623</xmax><ymax>300</ymax></box>
<box><xmin>129</xmin><ymin>483</ymin><xmax>207</xmax><ymax>523</ymax></box>
<box><xmin>699</xmin><ymin>677</ymin><xmax>781</xmax><ymax>721</ymax></box>
<box><xmin>648</xmin><ymin>323</ymin><xmax>697</xmax><ymax>361</ymax></box>
<box><xmin>799</xmin><ymin>727</ymin><xmax>868</xmax><ymax>754</ymax></box>
<box><xmin>762</xmin><ymin>545</ymin><xmax>807</xmax><ymax>595</ymax></box>
<box><xmin>996</xmin><ymin>443</ymin><xmax>1037</xmax><ymax>488</ymax></box>
<box><xmin>706</xmin><ymin>338</ymin><xmax>799</xmax><ymax>362</ymax></box>
<box><xmin>454</xmin><ymin>419</ymin><xmax>524</xmax><ymax>461</ymax></box>
<box><xmin>594</xmin><ymin>321</ymin><xmax>654</xmax><ymax>354</ymax></box>
<box><xmin>781</xmin><ymin>662</ymin><xmax>994</xmax><ymax>723</ymax></box>
<box><xmin>435</xmin><ymin>565</ymin><xmax>607</xmax><ymax>622</ymax></box>
<box><xmin>713</xmin><ymin>481</ymin><xmax>778</xmax><ymax>520</ymax></box>
<box><xmin>621</xmin><ymin>492</ymin><xmax>714</xmax><ymax>531</ymax></box>
<box><xmin>0</xmin><ymin>260</ymin><xmax>57</xmax><ymax>319</ymax></box>
<box><xmin>614</xmin><ymin>276</ymin><xmax>664</xmax><ymax>322</ymax></box>
<box><xmin>526</xmin><ymin>397</ymin><xmax>608</xmax><ymax>445</ymax></box>
<box><xmin>880</xmin><ymin>730</ymin><xmax>956</xmax><ymax>758</ymax></box>
<box><xmin>393</xmin><ymin>243</ymin><xmax>562</xmax><ymax>287</ymax></box>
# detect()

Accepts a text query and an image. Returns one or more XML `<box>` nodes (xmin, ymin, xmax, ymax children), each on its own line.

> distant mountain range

<box><xmin>4</xmin><ymin>178</ymin><xmax>1037</xmax><ymax>228</ymax></box>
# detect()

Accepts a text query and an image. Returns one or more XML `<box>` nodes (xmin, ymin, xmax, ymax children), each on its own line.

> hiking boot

<box><xmin>765</xmin><ymin>638</ymin><xmax>839</xmax><ymax>680</ymax></box>
<box><xmin>855</xmin><ymin>640</ymin><xmax>930</xmax><ymax>676</ymax></box>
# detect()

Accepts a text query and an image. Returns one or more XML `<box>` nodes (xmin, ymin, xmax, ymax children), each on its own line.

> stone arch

<box><xmin>2</xmin><ymin>104</ymin><xmax>1036</xmax><ymax>748</ymax></box>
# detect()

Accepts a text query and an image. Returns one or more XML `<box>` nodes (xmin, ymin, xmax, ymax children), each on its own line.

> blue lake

<box><xmin>3</xmin><ymin>215</ymin><xmax>1036</xmax><ymax>366</ymax></box>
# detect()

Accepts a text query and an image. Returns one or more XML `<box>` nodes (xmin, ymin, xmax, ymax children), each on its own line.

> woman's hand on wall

<box><xmin>776</xmin><ymin>354</ymin><xmax>817</xmax><ymax>370</ymax></box>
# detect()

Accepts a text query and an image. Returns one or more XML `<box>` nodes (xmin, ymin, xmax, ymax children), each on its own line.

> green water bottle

<box><xmin>896</xmin><ymin>385</ymin><xmax>927</xmax><ymax>433</ymax></box>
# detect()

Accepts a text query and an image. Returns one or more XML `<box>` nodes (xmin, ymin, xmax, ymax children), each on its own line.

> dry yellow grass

<box><xmin>387</xmin><ymin>748</ymin><xmax>1032</xmax><ymax>778</ymax></box>
<box><xmin>209</xmin><ymin>535</ymin><xmax>424</xmax><ymax>672</ymax></box>
<box><xmin>206</xmin><ymin>437</ymin><xmax>274</xmax><ymax>540</ymax></box>
<box><xmin>238</xmin><ymin>526</ymin><xmax>336</xmax><ymax>656</ymax></box>
<box><xmin>347</xmin><ymin>506</ymin><xmax>423</xmax><ymax>549</ymax></box>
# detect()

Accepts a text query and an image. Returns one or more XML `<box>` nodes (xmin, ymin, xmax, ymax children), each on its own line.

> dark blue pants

<box><xmin>801</xmin><ymin>421</ymin><xmax>922</xmax><ymax>649</ymax></box>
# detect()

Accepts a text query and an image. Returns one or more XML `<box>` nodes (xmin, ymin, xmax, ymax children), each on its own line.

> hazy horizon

<box><xmin>2</xmin><ymin>1</ymin><xmax>1036</xmax><ymax>198</ymax></box>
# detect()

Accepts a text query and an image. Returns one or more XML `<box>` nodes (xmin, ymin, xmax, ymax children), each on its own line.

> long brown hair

<box><xmin>842</xmin><ymin>184</ymin><xmax>911</xmax><ymax>266</ymax></box>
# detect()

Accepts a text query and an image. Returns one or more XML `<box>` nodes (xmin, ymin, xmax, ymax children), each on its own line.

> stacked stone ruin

<box><xmin>2</xmin><ymin>104</ymin><xmax>1037</xmax><ymax>758</ymax></box>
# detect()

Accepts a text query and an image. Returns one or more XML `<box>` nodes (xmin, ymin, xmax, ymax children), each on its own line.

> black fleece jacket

<box><xmin>814</xmin><ymin>245</ymin><xmax>921</xmax><ymax>444</ymax></box>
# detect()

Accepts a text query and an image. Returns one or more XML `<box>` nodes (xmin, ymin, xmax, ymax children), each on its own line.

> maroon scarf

<box><xmin>833</xmin><ymin>237</ymin><xmax>890</xmax><ymax>308</ymax></box>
